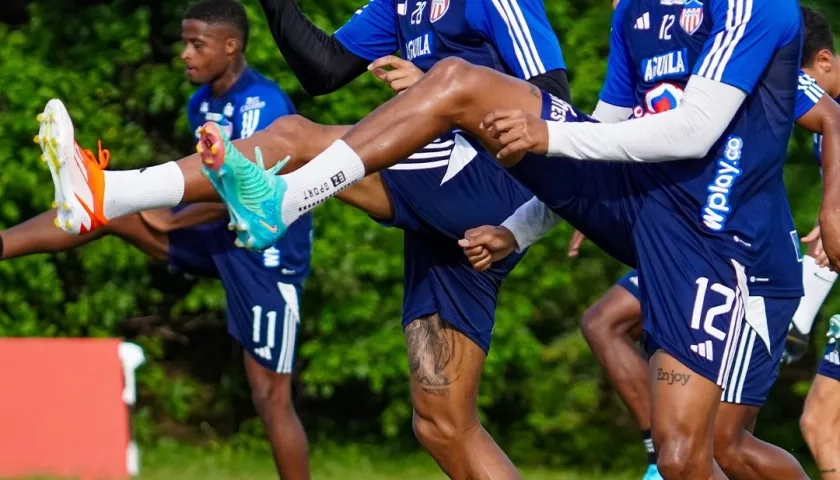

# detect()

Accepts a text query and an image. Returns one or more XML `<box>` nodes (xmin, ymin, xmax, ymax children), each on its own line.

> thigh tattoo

<box><xmin>405</xmin><ymin>314</ymin><xmax>458</xmax><ymax>396</ymax></box>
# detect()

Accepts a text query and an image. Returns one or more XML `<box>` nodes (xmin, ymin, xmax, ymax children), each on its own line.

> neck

<box><xmin>210</xmin><ymin>59</ymin><xmax>247</xmax><ymax>97</ymax></box>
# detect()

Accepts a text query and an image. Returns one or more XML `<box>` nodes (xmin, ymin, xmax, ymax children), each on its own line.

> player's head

<box><xmin>801</xmin><ymin>6</ymin><xmax>840</xmax><ymax>97</ymax></box>
<box><xmin>180</xmin><ymin>0</ymin><xmax>249</xmax><ymax>85</ymax></box>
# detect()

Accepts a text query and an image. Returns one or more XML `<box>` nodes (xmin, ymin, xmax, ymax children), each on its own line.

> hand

<box><xmin>481</xmin><ymin>109</ymin><xmax>549</xmax><ymax>160</ymax></box>
<box><xmin>139</xmin><ymin>209</ymin><xmax>174</xmax><ymax>233</ymax></box>
<box><xmin>458</xmin><ymin>225</ymin><xmax>518</xmax><ymax>272</ymax></box>
<box><xmin>568</xmin><ymin>230</ymin><xmax>586</xmax><ymax>258</ymax></box>
<box><xmin>780</xmin><ymin>324</ymin><xmax>810</xmax><ymax>365</ymax></box>
<box><xmin>802</xmin><ymin>225</ymin><xmax>829</xmax><ymax>268</ymax></box>
<box><xmin>369</xmin><ymin>55</ymin><xmax>424</xmax><ymax>94</ymax></box>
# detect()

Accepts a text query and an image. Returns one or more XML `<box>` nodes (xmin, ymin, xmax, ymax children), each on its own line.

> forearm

<box><xmin>258</xmin><ymin>0</ymin><xmax>368</xmax><ymax>95</ymax></box>
<box><xmin>500</xmin><ymin>196</ymin><xmax>562</xmax><ymax>251</ymax></box>
<box><xmin>547</xmin><ymin>76</ymin><xmax>745</xmax><ymax>162</ymax></box>
<box><xmin>169</xmin><ymin>204</ymin><xmax>229</xmax><ymax>230</ymax></box>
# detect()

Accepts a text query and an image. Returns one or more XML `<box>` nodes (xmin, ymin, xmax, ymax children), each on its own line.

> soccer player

<box><xmin>28</xmin><ymin>2</ymin><xmax>314</xmax><ymax>478</ymax></box>
<box><xmin>187</xmin><ymin>0</ymin><xmax>825</xmax><ymax>477</ymax></box>
<box><xmin>561</xmin><ymin>8</ymin><xmax>840</xmax><ymax>477</ymax></box>
<box><xmin>796</xmin><ymin>8</ymin><xmax>840</xmax><ymax>477</ymax></box>
<box><xmin>37</xmin><ymin>0</ymin><xmax>571</xmax><ymax>477</ymax></box>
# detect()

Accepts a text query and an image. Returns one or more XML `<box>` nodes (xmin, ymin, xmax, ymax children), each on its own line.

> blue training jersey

<box><xmin>601</xmin><ymin>0</ymin><xmax>802</xmax><ymax>284</ymax></box>
<box><xmin>186</xmin><ymin>67</ymin><xmax>313</xmax><ymax>283</ymax></box>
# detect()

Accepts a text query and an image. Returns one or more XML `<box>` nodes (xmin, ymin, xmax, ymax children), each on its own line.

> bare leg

<box><xmin>406</xmin><ymin>314</ymin><xmax>520</xmax><ymax>480</ymax></box>
<box><xmin>1</xmin><ymin>209</ymin><xmax>167</xmax><ymax>261</ymax></box>
<box><xmin>243</xmin><ymin>352</ymin><xmax>310</xmax><ymax>480</ymax></box>
<box><xmin>339</xmin><ymin>58</ymin><xmax>544</xmax><ymax>171</ymax></box>
<box><xmin>714</xmin><ymin>403</ymin><xmax>808</xmax><ymax>479</ymax></box>
<box><xmin>580</xmin><ymin>286</ymin><xmax>649</xmax><ymax>430</ymax></box>
<box><xmin>649</xmin><ymin>351</ymin><xmax>726</xmax><ymax>480</ymax></box>
<box><xmin>801</xmin><ymin>374</ymin><xmax>840</xmax><ymax>479</ymax></box>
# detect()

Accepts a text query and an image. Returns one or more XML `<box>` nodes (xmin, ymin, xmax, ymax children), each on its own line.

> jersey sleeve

<box><xmin>796</xmin><ymin>72</ymin><xmax>825</xmax><ymax>120</ymax></box>
<box><xmin>598</xmin><ymin>1</ymin><xmax>636</xmax><ymax>108</ymax></box>
<box><xmin>334</xmin><ymin>0</ymin><xmax>399</xmax><ymax>61</ymax></box>
<box><xmin>693</xmin><ymin>0</ymin><xmax>800</xmax><ymax>93</ymax></box>
<box><xmin>466</xmin><ymin>0</ymin><xmax>565</xmax><ymax>80</ymax></box>
<box><xmin>238</xmin><ymin>86</ymin><xmax>296</xmax><ymax>139</ymax></box>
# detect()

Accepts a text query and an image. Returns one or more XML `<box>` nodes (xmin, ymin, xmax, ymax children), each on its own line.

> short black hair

<box><xmin>802</xmin><ymin>5</ymin><xmax>835</xmax><ymax>66</ymax></box>
<box><xmin>184</xmin><ymin>0</ymin><xmax>250</xmax><ymax>52</ymax></box>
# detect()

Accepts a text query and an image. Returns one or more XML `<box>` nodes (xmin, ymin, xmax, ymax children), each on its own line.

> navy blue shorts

<box><xmin>168</xmin><ymin>220</ymin><xmax>302</xmax><ymax>373</ymax></box>
<box><xmin>617</xmin><ymin>270</ymin><xmax>641</xmax><ymax>300</ymax></box>
<box><xmin>379</xmin><ymin>139</ymin><xmax>531</xmax><ymax>353</ymax></box>
<box><xmin>507</xmin><ymin>91</ymin><xmax>797</xmax><ymax>400</ymax></box>
<box><xmin>818</xmin><ymin>340</ymin><xmax>840</xmax><ymax>380</ymax></box>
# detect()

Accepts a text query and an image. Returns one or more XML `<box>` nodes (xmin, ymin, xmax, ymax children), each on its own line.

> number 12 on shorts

<box><xmin>691</xmin><ymin>277</ymin><xmax>736</xmax><ymax>345</ymax></box>
<box><xmin>252</xmin><ymin>305</ymin><xmax>278</xmax><ymax>347</ymax></box>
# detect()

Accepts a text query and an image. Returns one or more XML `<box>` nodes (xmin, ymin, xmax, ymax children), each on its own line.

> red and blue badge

<box><xmin>679</xmin><ymin>0</ymin><xmax>704</xmax><ymax>36</ymax></box>
<box><xmin>429</xmin><ymin>0</ymin><xmax>449</xmax><ymax>23</ymax></box>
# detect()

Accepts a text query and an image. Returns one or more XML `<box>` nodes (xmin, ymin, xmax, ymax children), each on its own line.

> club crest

<box><xmin>429</xmin><ymin>0</ymin><xmax>449</xmax><ymax>23</ymax></box>
<box><xmin>679</xmin><ymin>0</ymin><xmax>703</xmax><ymax>35</ymax></box>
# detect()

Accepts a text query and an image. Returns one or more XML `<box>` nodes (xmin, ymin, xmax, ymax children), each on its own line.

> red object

<box><xmin>0</xmin><ymin>338</ymin><xmax>135</xmax><ymax>479</ymax></box>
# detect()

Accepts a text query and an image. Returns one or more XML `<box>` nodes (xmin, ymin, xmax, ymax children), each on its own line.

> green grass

<box><xmin>142</xmin><ymin>445</ymin><xmax>639</xmax><ymax>480</ymax></box>
<box><xmin>14</xmin><ymin>443</ymin><xmax>641</xmax><ymax>480</ymax></box>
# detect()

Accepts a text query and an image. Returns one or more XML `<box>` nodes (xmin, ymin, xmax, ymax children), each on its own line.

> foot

<box><xmin>36</xmin><ymin>99</ymin><xmax>110</xmax><ymax>234</ymax></box>
<box><xmin>196</xmin><ymin>121</ymin><xmax>290</xmax><ymax>251</ymax></box>
<box><xmin>642</xmin><ymin>464</ymin><xmax>663</xmax><ymax>480</ymax></box>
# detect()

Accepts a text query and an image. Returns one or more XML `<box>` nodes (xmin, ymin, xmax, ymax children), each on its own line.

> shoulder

<box><xmin>187</xmin><ymin>86</ymin><xmax>211</xmax><ymax>113</ymax></box>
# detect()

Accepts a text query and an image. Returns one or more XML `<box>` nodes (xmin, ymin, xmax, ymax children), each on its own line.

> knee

<box><xmin>250</xmin><ymin>373</ymin><xmax>294</xmax><ymax>418</ymax></box>
<box><xmin>712</xmin><ymin>429</ymin><xmax>744</xmax><ymax>473</ymax></box>
<box><xmin>800</xmin><ymin>407</ymin><xmax>822</xmax><ymax>443</ymax></box>
<box><xmin>411</xmin><ymin>408</ymin><xmax>469</xmax><ymax>449</ymax></box>
<box><xmin>580</xmin><ymin>305</ymin><xmax>615</xmax><ymax>345</ymax></box>
<box><xmin>655</xmin><ymin>431</ymin><xmax>708</xmax><ymax>479</ymax></box>
<box><xmin>424</xmin><ymin>57</ymin><xmax>482</xmax><ymax>103</ymax></box>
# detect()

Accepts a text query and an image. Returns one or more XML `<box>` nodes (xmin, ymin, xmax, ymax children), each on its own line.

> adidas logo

<box><xmin>690</xmin><ymin>340</ymin><xmax>714</xmax><ymax>361</ymax></box>
<box><xmin>634</xmin><ymin>12</ymin><xmax>650</xmax><ymax>30</ymax></box>
<box><xmin>826</xmin><ymin>349</ymin><xmax>840</xmax><ymax>366</ymax></box>
<box><xmin>254</xmin><ymin>346</ymin><xmax>272</xmax><ymax>361</ymax></box>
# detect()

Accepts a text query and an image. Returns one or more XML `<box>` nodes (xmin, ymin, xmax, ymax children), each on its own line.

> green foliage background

<box><xmin>0</xmin><ymin>0</ymin><xmax>838</xmax><ymax>470</ymax></box>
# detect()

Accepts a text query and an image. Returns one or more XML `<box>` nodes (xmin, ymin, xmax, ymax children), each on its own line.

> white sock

<box><xmin>791</xmin><ymin>254</ymin><xmax>838</xmax><ymax>334</ymax></box>
<box><xmin>102</xmin><ymin>162</ymin><xmax>185</xmax><ymax>219</ymax></box>
<box><xmin>279</xmin><ymin>140</ymin><xmax>366</xmax><ymax>225</ymax></box>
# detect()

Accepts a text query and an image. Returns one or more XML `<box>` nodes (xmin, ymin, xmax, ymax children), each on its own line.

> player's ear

<box><xmin>816</xmin><ymin>49</ymin><xmax>835</xmax><ymax>73</ymax></box>
<box><xmin>225</xmin><ymin>37</ymin><xmax>238</xmax><ymax>56</ymax></box>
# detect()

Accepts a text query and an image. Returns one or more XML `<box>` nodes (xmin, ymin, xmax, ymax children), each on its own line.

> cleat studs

<box><xmin>198</xmin><ymin>126</ymin><xmax>205</xmax><ymax>135</ymax></box>
<box><xmin>40</xmin><ymin>154</ymin><xmax>46</xmax><ymax>162</ymax></box>
<box><xmin>51</xmin><ymin>201</ymin><xmax>57</xmax><ymax>209</ymax></box>
<box><xmin>227</xmin><ymin>222</ymin><xmax>235</xmax><ymax>231</ymax></box>
<box><xmin>210</xmin><ymin>144</ymin><xmax>218</xmax><ymax>155</ymax></box>
<box><xmin>196</xmin><ymin>143</ymin><xmax>203</xmax><ymax>154</ymax></box>
<box><xmin>50</xmin><ymin>138</ymin><xmax>57</xmax><ymax>147</ymax></box>
<box><xmin>245</xmin><ymin>238</ymin><xmax>254</xmax><ymax>248</ymax></box>
<box><xmin>234</xmin><ymin>238</ymin><xmax>244</xmax><ymax>248</ymax></box>
<box><xmin>34</xmin><ymin>135</ymin><xmax>41</xmax><ymax>144</ymax></box>
<box><xmin>64</xmin><ymin>220</ymin><xmax>71</xmax><ymax>229</ymax></box>
<box><xmin>53</xmin><ymin>217</ymin><xmax>60</xmax><ymax>227</ymax></box>
<box><xmin>37</xmin><ymin>113</ymin><xmax>44</xmax><ymax>122</ymax></box>
<box><xmin>203</xmin><ymin>158</ymin><xmax>213</xmax><ymax>166</ymax></box>
<box><xmin>62</xmin><ymin>202</ymin><xmax>70</xmax><ymax>210</ymax></box>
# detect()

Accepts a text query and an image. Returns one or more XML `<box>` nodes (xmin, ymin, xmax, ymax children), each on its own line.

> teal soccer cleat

<box><xmin>197</xmin><ymin>121</ymin><xmax>290</xmax><ymax>251</ymax></box>
<box><xmin>642</xmin><ymin>464</ymin><xmax>663</xmax><ymax>480</ymax></box>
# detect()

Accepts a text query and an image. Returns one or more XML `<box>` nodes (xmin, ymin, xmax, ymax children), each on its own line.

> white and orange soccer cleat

<box><xmin>35</xmin><ymin>99</ymin><xmax>110</xmax><ymax>234</ymax></box>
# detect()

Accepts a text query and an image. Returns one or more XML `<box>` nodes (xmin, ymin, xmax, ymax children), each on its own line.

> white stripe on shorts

<box><xmin>275</xmin><ymin>283</ymin><xmax>300</xmax><ymax>374</ymax></box>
